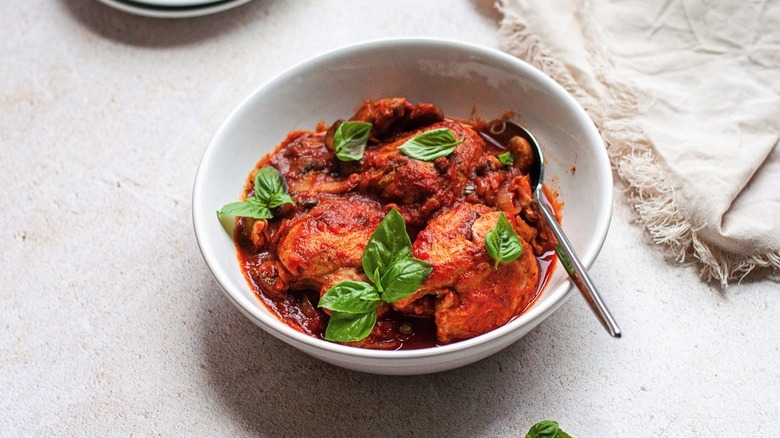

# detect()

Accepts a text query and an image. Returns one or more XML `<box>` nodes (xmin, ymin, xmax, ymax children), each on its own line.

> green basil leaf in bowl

<box><xmin>398</xmin><ymin>127</ymin><xmax>464</xmax><ymax>161</ymax></box>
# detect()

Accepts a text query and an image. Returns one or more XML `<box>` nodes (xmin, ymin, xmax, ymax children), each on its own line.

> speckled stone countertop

<box><xmin>2</xmin><ymin>1</ymin><xmax>778</xmax><ymax>436</ymax></box>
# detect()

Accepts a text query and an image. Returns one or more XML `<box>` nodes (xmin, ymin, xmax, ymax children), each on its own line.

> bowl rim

<box><xmin>192</xmin><ymin>36</ymin><xmax>613</xmax><ymax>360</ymax></box>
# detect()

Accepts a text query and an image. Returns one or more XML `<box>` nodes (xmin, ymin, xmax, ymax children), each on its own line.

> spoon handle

<box><xmin>535</xmin><ymin>196</ymin><xmax>622</xmax><ymax>338</ymax></box>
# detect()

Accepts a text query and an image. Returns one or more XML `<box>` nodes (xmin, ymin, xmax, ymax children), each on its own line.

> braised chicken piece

<box><xmin>256</xmin><ymin>195</ymin><xmax>405</xmax><ymax>349</ymax></box>
<box><xmin>269</xmin><ymin>131</ymin><xmax>359</xmax><ymax>198</ymax></box>
<box><xmin>392</xmin><ymin>202</ymin><xmax>540</xmax><ymax>343</ymax></box>
<box><xmin>358</xmin><ymin>119</ymin><xmax>483</xmax><ymax>229</ymax></box>
<box><xmin>274</xmin><ymin>197</ymin><xmax>384</xmax><ymax>295</ymax></box>
<box><xmin>349</xmin><ymin>97</ymin><xmax>444</xmax><ymax>138</ymax></box>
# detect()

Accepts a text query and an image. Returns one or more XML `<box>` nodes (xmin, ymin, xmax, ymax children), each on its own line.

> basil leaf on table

<box><xmin>324</xmin><ymin>311</ymin><xmax>377</xmax><ymax>342</ymax></box>
<box><xmin>334</xmin><ymin>121</ymin><xmax>372</xmax><ymax>161</ymax></box>
<box><xmin>526</xmin><ymin>420</ymin><xmax>574</xmax><ymax>438</ymax></box>
<box><xmin>497</xmin><ymin>151</ymin><xmax>514</xmax><ymax>167</ymax></box>
<box><xmin>485</xmin><ymin>212</ymin><xmax>523</xmax><ymax>269</ymax></box>
<box><xmin>319</xmin><ymin>281</ymin><xmax>381</xmax><ymax>314</ymax></box>
<box><xmin>398</xmin><ymin>127</ymin><xmax>464</xmax><ymax>161</ymax></box>
<box><xmin>379</xmin><ymin>258</ymin><xmax>433</xmax><ymax>303</ymax></box>
<box><xmin>362</xmin><ymin>208</ymin><xmax>413</xmax><ymax>289</ymax></box>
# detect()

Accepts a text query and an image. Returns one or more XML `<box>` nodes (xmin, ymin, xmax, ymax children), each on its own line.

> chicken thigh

<box><xmin>393</xmin><ymin>202</ymin><xmax>540</xmax><ymax>343</ymax></box>
<box><xmin>358</xmin><ymin>120</ymin><xmax>483</xmax><ymax>229</ymax></box>
<box><xmin>274</xmin><ymin>197</ymin><xmax>385</xmax><ymax>295</ymax></box>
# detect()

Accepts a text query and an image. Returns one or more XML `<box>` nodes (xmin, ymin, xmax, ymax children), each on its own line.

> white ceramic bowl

<box><xmin>193</xmin><ymin>38</ymin><xmax>612</xmax><ymax>375</ymax></box>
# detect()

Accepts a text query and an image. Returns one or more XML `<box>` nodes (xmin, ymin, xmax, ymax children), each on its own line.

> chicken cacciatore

<box><xmin>226</xmin><ymin>98</ymin><xmax>559</xmax><ymax>350</ymax></box>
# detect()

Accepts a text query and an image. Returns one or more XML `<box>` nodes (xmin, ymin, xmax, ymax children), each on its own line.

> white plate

<box><xmin>97</xmin><ymin>0</ymin><xmax>252</xmax><ymax>18</ymax></box>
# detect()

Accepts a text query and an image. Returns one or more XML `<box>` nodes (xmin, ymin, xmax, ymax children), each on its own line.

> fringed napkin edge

<box><xmin>497</xmin><ymin>0</ymin><xmax>780</xmax><ymax>287</ymax></box>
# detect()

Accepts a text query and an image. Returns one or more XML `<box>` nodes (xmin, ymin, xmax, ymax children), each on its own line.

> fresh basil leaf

<box><xmin>320</xmin><ymin>210</ymin><xmax>431</xmax><ymax>344</ymax></box>
<box><xmin>319</xmin><ymin>281</ymin><xmax>381</xmax><ymax>314</ymax></box>
<box><xmin>218</xmin><ymin>166</ymin><xmax>295</xmax><ymax>222</ymax></box>
<box><xmin>324</xmin><ymin>310</ymin><xmax>377</xmax><ymax>342</ymax></box>
<box><xmin>398</xmin><ymin>127</ymin><xmax>464</xmax><ymax>161</ymax></box>
<box><xmin>497</xmin><ymin>151</ymin><xmax>514</xmax><ymax>167</ymax></box>
<box><xmin>525</xmin><ymin>420</ymin><xmax>559</xmax><ymax>438</ymax></box>
<box><xmin>216</xmin><ymin>201</ymin><xmax>272</xmax><ymax>219</ymax></box>
<box><xmin>379</xmin><ymin>257</ymin><xmax>432</xmax><ymax>303</ymax></box>
<box><xmin>267</xmin><ymin>192</ymin><xmax>295</xmax><ymax>209</ymax></box>
<box><xmin>485</xmin><ymin>212</ymin><xmax>523</xmax><ymax>269</ymax></box>
<box><xmin>334</xmin><ymin>121</ymin><xmax>372</xmax><ymax>161</ymax></box>
<box><xmin>253</xmin><ymin>166</ymin><xmax>295</xmax><ymax>208</ymax></box>
<box><xmin>217</xmin><ymin>211</ymin><xmax>237</xmax><ymax>236</ymax></box>
<box><xmin>362</xmin><ymin>209</ymin><xmax>413</xmax><ymax>289</ymax></box>
<box><xmin>526</xmin><ymin>420</ymin><xmax>572</xmax><ymax>438</ymax></box>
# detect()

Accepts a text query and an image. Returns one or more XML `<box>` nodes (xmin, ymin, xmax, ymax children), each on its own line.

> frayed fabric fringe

<box><xmin>497</xmin><ymin>0</ymin><xmax>780</xmax><ymax>287</ymax></box>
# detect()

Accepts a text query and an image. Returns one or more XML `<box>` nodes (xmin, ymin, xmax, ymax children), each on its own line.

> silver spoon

<box><xmin>481</xmin><ymin>121</ymin><xmax>622</xmax><ymax>338</ymax></box>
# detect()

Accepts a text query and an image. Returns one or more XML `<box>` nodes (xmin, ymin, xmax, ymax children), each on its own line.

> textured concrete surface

<box><xmin>1</xmin><ymin>1</ymin><xmax>778</xmax><ymax>436</ymax></box>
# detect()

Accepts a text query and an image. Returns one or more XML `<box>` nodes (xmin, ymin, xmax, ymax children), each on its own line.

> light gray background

<box><xmin>2</xmin><ymin>1</ymin><xmax>778</xmax><ymax>436</ymax></box>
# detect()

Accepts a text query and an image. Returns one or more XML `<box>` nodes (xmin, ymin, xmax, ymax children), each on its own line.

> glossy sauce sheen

<box><xmin>233</xmin><ymin>99</ymin><xmax>560</xmax><ymax>350</ymax></box>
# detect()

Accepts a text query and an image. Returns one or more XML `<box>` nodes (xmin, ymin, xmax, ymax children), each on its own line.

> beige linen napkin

<box><xmin>499</xmin><ymin>0</ymin><xmax>780</xmax><ymax>286</ymax></box>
